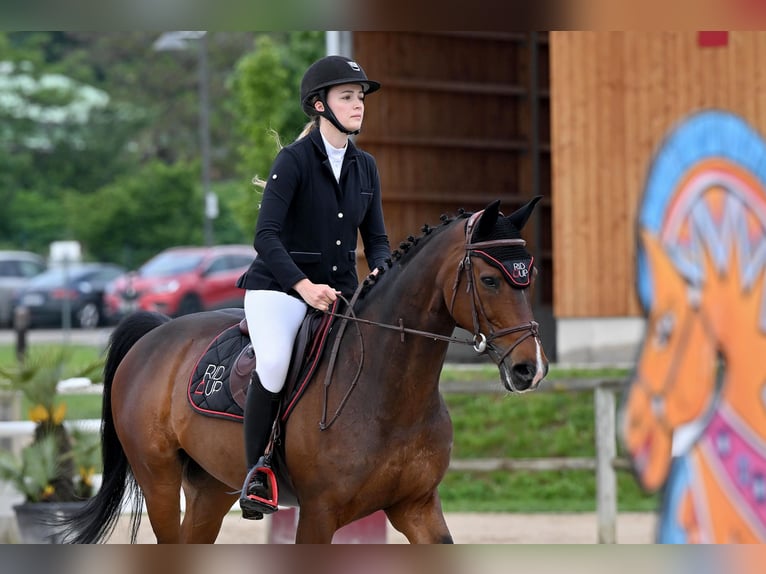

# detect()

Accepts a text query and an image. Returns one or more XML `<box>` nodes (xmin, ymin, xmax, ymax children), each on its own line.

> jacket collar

<box><xmin>308</xmin><ymin>127</ymin><xmax>360</xmax><ymax>160</ymax></box>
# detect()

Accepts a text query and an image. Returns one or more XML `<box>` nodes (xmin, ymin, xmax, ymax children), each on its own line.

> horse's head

<box><xmin>444</xmin><ymin>197</ymin><xmax>548</xmax><ymax>393</ymax></box>
<box><xmin>623</xmin><ymin>231</ymin><xmax>718</xmax><ymax>491</ymax></box>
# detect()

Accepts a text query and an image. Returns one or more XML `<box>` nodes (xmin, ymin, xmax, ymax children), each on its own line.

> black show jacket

<box><xmin>237</xmin><ymin>128</ymin><xmax>390</xmax><ymax>298</ymax></box>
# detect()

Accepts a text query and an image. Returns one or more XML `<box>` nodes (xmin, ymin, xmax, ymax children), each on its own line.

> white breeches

<box><xmin>244</xmin><ymin>290</ymin><xmax>308</xmax><ymax>393</ymax></box>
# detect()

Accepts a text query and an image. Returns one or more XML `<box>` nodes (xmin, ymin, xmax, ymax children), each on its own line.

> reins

<box><xmin>318</xmin><ymin>284</ymin><xmax>365</xmax><ymax>430</ymax></box>
<box><xmin>316</xmin><ymin>210</ymin><xmax>540</xmax><ymax>429</ymax></box>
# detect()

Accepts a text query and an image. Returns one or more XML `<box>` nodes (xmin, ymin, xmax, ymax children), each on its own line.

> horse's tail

<box><xmin>61</xmin><ymin>311</ymin><xmax>171</xmax><ymax>544</ymax></box>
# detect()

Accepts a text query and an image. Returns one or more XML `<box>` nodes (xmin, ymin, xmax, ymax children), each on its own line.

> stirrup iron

<box><xmin>239</xmin><ymin>456</ymin><xmax>278</xmax><ymax>520</ymax></box>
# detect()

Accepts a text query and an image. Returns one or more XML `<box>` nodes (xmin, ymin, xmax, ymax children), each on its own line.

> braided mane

<box><xmin>357</xmin><ymin>209</ymin><xmax>471</xmax><ymax>300</ymax></box>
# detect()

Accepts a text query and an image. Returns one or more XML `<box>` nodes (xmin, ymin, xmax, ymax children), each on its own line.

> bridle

<box><xmin>317</xmin><ymin>210</ymin><xmax>540</xmax><ymax>429</ymax></box>
<box><xmin>451</xmin><ymin>209</ymin><xmax>540</xmax><ymax>361</ymax></box>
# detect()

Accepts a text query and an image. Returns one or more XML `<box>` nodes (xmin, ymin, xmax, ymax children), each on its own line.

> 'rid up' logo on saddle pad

<box><xmin>474</xmin><ymin>250</ymin><xmax>534</xmax><ymax>288</ymax></box>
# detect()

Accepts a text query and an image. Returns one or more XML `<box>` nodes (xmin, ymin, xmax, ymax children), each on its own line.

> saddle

<box><xmin>187</xmin><ymin>306</ymin><xmax>336</xmax><ymax>422</ymax></box>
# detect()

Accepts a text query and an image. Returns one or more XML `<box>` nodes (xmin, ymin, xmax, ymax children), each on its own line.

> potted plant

<box><xmin>0</xmin><ymin>347</ymin><xmax>102</xmax><ymax>543</ymax></box>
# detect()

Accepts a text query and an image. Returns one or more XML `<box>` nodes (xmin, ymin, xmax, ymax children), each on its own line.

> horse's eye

<box><xmin>481</xmin><ymin>276</ymin><xmax>500</xmax><ymax>289</ymax></box>
<box><xmin>654</xmin><ymin>312</ymin><xmax>674</xmax><ymax>348</ymax></box>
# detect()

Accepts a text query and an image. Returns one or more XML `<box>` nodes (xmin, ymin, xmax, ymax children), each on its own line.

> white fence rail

<box><xmin>0</xmin><ymin>419</ymin><xmax>100</xmax><ymax>438</ymax></box>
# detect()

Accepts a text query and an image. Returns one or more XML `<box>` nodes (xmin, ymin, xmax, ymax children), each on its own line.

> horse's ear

<box><xmin>507</xmin><ymin>195</ymin><xmax>543</xmax><ymax>231</ymax></box>
<box><xmin>475</xmin><ymin>200</ymin><xmax>501</xmax><ymax>237</ymax></box>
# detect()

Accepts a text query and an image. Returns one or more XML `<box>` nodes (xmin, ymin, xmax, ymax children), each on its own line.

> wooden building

<box><xmin>351</xmin><ymin>31</ymin><xmax>556</xmax><ymax>355</ymax></box>
<box><xmin>349</xmin><ymin>31</ymin><xmax>765</xmax><ymax>361</ymax></box>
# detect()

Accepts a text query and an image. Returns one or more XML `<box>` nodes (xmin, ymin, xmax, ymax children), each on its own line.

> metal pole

<box><xmin>198</xmin><ymin>33</ymin><xmax>214</xmax><ymax>246</ymax></box>
<box><xmin>13</xmin><ymin>305</ymin><xmax>28</xmax><ymax>363</ymax></box>
<box><xmin>61</xmin><ymin>257</ymin><xmax>71</xmax><ymax>341</ymax></box>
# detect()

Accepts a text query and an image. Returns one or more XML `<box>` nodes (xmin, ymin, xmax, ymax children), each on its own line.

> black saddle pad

<box><xmin>187</xmin><ymin>308</ymin><xmax>336</xmax><ymax>423</ymax></box>
<box><xmin>188</xmin><ymin>324</ymin><xmax>250</xmax><ymax>422</ymax></box>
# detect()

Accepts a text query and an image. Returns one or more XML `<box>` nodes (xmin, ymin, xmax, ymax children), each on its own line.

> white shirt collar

<box><xmin>321</xmin><ymin>132</ymin><xmax>347</xmax><ymax>182</ymax></box>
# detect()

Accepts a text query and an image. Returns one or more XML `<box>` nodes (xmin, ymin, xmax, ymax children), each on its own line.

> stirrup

<box><xmin>239</xmin><ymin>458</ymin><xmax>278</xmax><ymax>520</ymax></box>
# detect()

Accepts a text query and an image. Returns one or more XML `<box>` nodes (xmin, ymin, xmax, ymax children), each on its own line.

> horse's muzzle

<box><xmin>500</xmin><ymin>350</ymin><xmax>548</xmax><ymax>393</ymax></box>
<box><xmin>512</xmin><ymin>361</ymin><xmax>545</xmax><ymax>391</ymax></box>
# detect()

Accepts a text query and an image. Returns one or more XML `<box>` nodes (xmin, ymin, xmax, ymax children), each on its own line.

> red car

<box><xmin>105</xmin><ymin>245</ymin><xmax>255</xmax><ymax>320</ymax></box>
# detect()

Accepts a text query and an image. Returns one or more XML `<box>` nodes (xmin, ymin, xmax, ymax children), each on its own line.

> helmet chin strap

<box><xmin>317</xmin><ymin>94</ymin><xmax>360</xmax><ymax>136</ymax></box>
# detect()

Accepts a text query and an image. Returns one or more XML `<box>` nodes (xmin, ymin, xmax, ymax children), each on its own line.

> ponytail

<box><xmin>252</xmin><ymin>119</ymin><xmax>319</xmax><ymax>190</ymax></box>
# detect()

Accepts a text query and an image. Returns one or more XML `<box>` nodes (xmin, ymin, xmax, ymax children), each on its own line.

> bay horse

<box><xmin>62</xmin><ymin>198</ymin><xmax>548</xmax><ymax>544</ymax></box>
<box><xmin>623</xmin><ymin>230</ymin><xmax>766</xmax><ymax>542</ymax></box>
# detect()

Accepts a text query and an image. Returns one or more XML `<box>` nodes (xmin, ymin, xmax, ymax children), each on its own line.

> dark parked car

<box><xmin>104</xmin><ymin>245</ymin><xmax>254</xmax><ymax>321</ymax></box>
<box><xmin>15</xmin><ymin>262</ymin><xmax>126</xmax><ymax>328</ymax></box>
<box><xmin>0</xmin><ymin>251</ymin><xmax>47</xmax><ymax>328</ymax></box>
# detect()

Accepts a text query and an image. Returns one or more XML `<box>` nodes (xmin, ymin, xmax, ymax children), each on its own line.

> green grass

<box><xmin>2</xmin><ymin>346</ymin><xmax>656</xmax><ymax>513</ymax></box>
<box><xmin>0</xmin><ymin>344</ymin><xmax>105</xmax><ymax>420</ymax></box>
<box><xmin>0</xmin><ymin>344</ymin><xmax>104</xmax><ymax>371</ymax></box>
<box><xmin>440</xmin><ymin>389</ymin><xmax>658</xmax><ymax>512</ymax></box>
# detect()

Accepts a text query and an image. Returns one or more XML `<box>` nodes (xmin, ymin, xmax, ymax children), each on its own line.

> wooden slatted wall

<box><xmin>551</xmin><ymin>31</ymin><xmax>766</xmax><ymax>318</ymax></box>
<box><xmin>353</xmin><ymin>32</ymin><xmax>553</xmax><ymax>305</ymax></box>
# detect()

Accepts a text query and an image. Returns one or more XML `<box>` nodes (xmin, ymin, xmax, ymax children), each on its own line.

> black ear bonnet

<box><xmin>470</xmin><ymin>197</ymin><xmax>542</xmax><ymax>289</ymax></box>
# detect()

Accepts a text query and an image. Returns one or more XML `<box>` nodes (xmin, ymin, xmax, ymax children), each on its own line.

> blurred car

<box><xmin>104</xmin><ymin>245</ymin><xmax>255</xmax><ymax>321</ymax></box>
<box><xmin>0</xmin><ymin>251</ymin><xmax>47</xmax><ymax>328</ymax></box>
<box><xmin>15</xmin><ymin>262</ymin><xmax>127</xmax><ymax>329</ymax></box>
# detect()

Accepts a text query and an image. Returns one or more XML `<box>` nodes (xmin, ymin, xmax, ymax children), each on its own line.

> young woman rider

<box><xmin>236</xmin><ymin>55</ymin><xmax>391</xmax><ymax>519</ymax></box>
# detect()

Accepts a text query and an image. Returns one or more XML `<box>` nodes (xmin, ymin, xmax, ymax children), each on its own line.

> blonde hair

<box><xmin>252</xmin><ymin>119</ymin><xmax>319</xmax><ymax>189</ymax></box>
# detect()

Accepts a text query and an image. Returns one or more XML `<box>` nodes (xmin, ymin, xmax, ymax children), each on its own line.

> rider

<box><xmin>236</xmin><ymin>54</ymin><xmax>391</xmax><ymax>519</ymax></box>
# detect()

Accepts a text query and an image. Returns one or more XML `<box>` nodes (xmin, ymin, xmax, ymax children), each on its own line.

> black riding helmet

<box><xmin>300</xmin><ymin>55</ymin><xmax>380</xmax><ymax>135</ymax></box>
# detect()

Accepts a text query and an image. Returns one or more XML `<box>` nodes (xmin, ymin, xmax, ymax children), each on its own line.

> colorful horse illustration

<box><xmin>624</xmin><ymin>176</ymin><xmax>766</xmax><ymax>542</ymax></box>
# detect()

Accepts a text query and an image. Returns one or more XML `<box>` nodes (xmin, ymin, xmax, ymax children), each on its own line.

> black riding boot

<box><xmin>239</xmin><ymin>371</ymin><xmax>281</xmax><ymax>520</ymax></box>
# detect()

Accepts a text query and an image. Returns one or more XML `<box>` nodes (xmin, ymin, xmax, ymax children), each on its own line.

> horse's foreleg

<box><xmin>180</xmin><ymin>467</ymin><xmax>237</xmax><ymax>543</ymax></box>
<box><xmin>385</xmin><ymin>492</ymin><xmax>453</xmax><ymax>544</ymax></box>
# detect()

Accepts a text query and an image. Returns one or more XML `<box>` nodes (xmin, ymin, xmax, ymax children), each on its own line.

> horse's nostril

<box><xmin>511</xmin><ymin>362</ymin><xmax>536</xmax><ymax>390</ymax></box>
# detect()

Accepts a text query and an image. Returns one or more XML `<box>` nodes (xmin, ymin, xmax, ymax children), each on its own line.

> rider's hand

<box><xmin>293</xmin><ymin>278</ymin><xmax>340</xmax><ymax>312</ymax></box>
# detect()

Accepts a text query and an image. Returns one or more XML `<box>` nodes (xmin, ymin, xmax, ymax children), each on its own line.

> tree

<box><xmin>0</xmin><ymin>32</ymin><xmax>324</xmax><ymax>259</ymax></box>
<box><xmin>72</xmin><ymin>161</ymin><xmax>204</xmax><ymax>267</ymax></box>
<box><xmin>226</xmin><ymin>32</ymin><xmax>324</xmax><ymax>238</ymax></box>
<box><xmin>0</xmin><ymin>36</ymin><xmax>147</xmax><ymax>252</ymax></box>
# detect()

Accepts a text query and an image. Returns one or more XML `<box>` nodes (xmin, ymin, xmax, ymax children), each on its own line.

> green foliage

<box><xmin>439</xmin><ymin>364</ymin><xmax>630</xmax><ymax>383</ymax></box>
<box><xmin>71</xmin><ymin>160</ymin><xmax>204</xmax><ymax>268</ymax></box>
<box><xmin>448</xmin><ymin>392</ymin><xmax>596</xmax><ymax>459</ymax></box>
<box><xmin>440</xmin><ymin>389</ymin><xmax>658</xmax><ymax>512</ymax></box>
<box><xmin>0</xmin><ymin>46</ymin><xmax>147</xmax><ymax>253</ymax></box>
<box><xmin>0</xmin><ymin>344</ymin><xmax>102</xmax><ymax>370</ymax></box>
<box><xmin>0</xmin><ymin>31</ymin><xmax>318</xmax><ymax>260</ymax></box>
<box><xmin>439</xmin><ymin>469</ymin><xmax>658</xmax><ymax>513</ymax></box>
<box><xmin>209</xmin><ymin>179</ymin><xmax>255</xmax><ymax>244</ymax></box>
<box><xmin>0</xmin><ymin>434</ymin><xmax>59</xmax><ymax>503</ymax></box>
<box><xmin>0</xmin><ymin>346</ymin><xmax>104</xmax><ymax>502</ymax></box>
<box><xmin>226</xmin><ymin>31</ymin><xmax>324</xmax><ymax>238</ymax></box>
<box><xmin>67</xmin><ymin>427</ymin><xmax>100</xmax><ymax>498</ymax></box>
<box><xmin>0</xmin><ymin>347</ymin><xmax>102</xmax><ymax>421</ymax></box>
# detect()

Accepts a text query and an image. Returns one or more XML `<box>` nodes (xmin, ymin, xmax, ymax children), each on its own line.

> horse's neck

<box><xmin>374</xmin><ymin>226</ymin><xmax>459</xmax><ymax>335</ymax></box>
<box><xmin>718</xmin><ymin>356</ymin><xmax>766</xmax><ymax>432</ymax></box>
<box><xmin>700</xmin><ymin>302</ymin><xmax>766</xmax><ymax>432</ymax></box>
<box><xmin>355</xmin><ymin>228</ymin><xmax>460</xmax><ymax>398</ymax></box>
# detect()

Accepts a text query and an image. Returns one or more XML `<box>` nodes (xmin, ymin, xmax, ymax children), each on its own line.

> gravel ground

<box><xmin>107</xmin><ymin>511</ymin><xmax>657</xmax><ymax>544</ymax></box>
